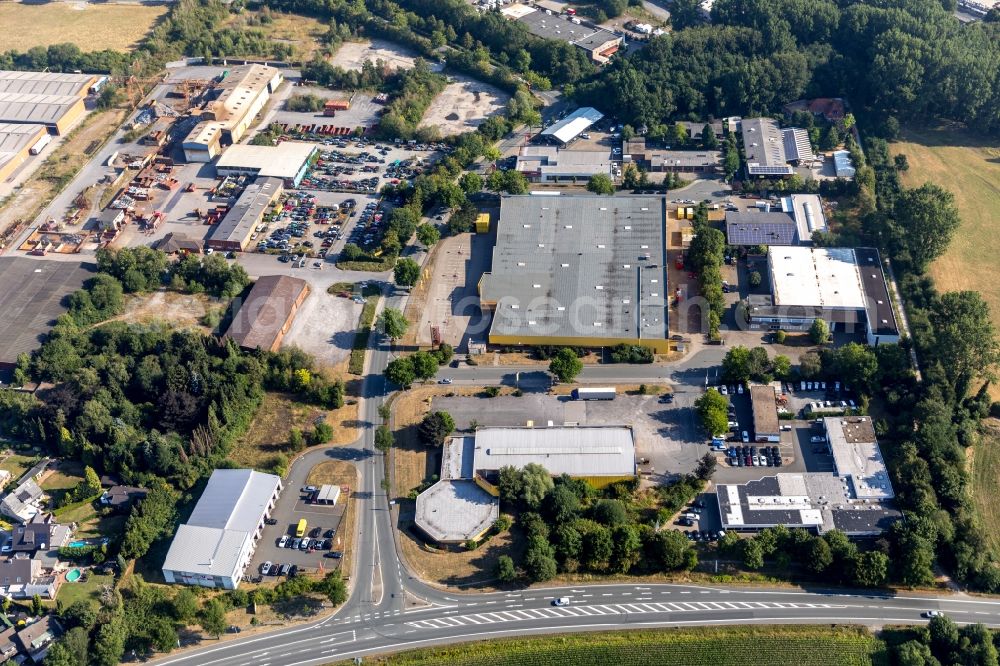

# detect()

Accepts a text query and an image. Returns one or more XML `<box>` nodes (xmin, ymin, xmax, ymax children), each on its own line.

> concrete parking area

<box><xmin>415</xmin><ymin>232</ymin><xmax>492</xmax><ymax>349</ymax></box>
<box><xmin>251</xmin><ymin>486</ymin><xmax>348</xmax><ymax>579</ymax></box>
<box><xmin>281</xmin><ymin>290</ymin><xmax>363</xmax><ymax>368</ymax></box>
<box><xmin>270</xmin><ymin>89</ymin><xmax>382</xmax><ymax>130</ymax></box>
<box><xmin>429</xmin><ymin>390</ymin><xmax>705</xmax><ymax>479</ymax></box>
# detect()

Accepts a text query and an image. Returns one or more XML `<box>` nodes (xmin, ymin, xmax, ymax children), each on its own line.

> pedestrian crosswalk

<box><xmin>403</xmin><ymin>600</ymin><xmax>847</xmax><ymax>629</ymax></box>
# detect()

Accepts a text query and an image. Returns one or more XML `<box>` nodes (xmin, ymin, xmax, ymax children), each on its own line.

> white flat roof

<box><xmin>769</xmin><ymin>246</ymin><xmax>865</xmax><ymax>309</ymax></box>
<box><xmin>162</xmin><ymin>525</ymin><xmax>251</xmax><ymax>578</ymax></box>
<box><xmin>824</xmin><ymin>416</ymin><xmax>894</xmax><ymax>500</ymax></box>
<box><xmin>415</xmin><ymin>480</ymin><xmax>499</xmax><ymax>543</ymax></box>
<box><xmin>215</xmin><ymin>142</ymin><xmax>316</xmax><ymax>180</ymax></box>
<box><xmin>539</xmin><ymin>107</ymin><xmax>603</xmax><ymax>145</ymax></box>
<box><xmin>473</xmin><ymin>425</ymin><xmax>635</xmax><ymax>477</ymax></box>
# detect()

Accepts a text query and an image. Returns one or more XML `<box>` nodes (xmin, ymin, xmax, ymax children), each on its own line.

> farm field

<box><xmin>890</xmin><ymin>127</ymin><xmax>1000</xmax><ymax>326</ymax></box>
<box><xmin>0</xmin><ymin>2</ymin><xmax>167</xmax><ymax>52</ymax></box>
<box><xmin>346</xmin><ymin>626</ymin><xmax>888</xmax><ymax>665</ymax></box>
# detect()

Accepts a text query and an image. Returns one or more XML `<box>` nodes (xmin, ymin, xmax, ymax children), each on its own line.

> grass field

<box><xmin>890</xmin><ymin>127</ymin><xmax>1000</xmax><ymax>323</ymax></box>
<box><xmin>339</xmin><ymin>626</ymin><xmax>888</xmax><ymax>665</ymax></box>
<box><xmin>54</xmin><ymin>572</ymin><xmax>115</xmax><ymax>612</ymax></box>
<box><xmin>970</xmin><ymin>419</ymin><xmax>1000</xmax><ymax>555</ymax></box>
<box><xmin>0</xmin><ymin>2</ymin><xmax>167</xmax><ymax>52</ymax></box>
<box><xmin>0</xmin><ymin>453</ymin><xmax>39</xmax><ymax>485</ymax></box>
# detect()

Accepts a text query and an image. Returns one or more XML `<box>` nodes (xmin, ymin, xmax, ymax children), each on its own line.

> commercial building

<box><xmin>740</xmin><ymin>117</ymin><xmax>815</xmax><ymax>177</ymax></box>
<box><xmin>214</xmin><ymin>142</ymin><xmax>317</xmax><ymax>187</ymax></box>
<box><xmin>725</xmin><ymin>194</ymin><xmax>827</xmax><ymax>246</ymax></box>
<box><xmin>515</xmin><ymin>145</ymin><xmax>612</xmax><ymax>182</ymax></box>
<box><xmin>623</xmin><ymin>138</ymin><xmax>721</xmax><ymax>173</ymax></box>
<box><xmin>415</xmin><ymin>425</ymin><xmax>635</xmax><ymax>543</ymax></box>
<box><xmin>0</xmin><ymin>70</ymin><xmax>94</xmax><ymax>134</ymax></box>
<box><xmin>750</xmin><ymin>385</ymin><xmax>780</xmax><ymax>442</ymax></box>
<box><xmin>183</xmin><ymin>64</ymin><xmax>283</xmax><ymax>162</ymax></box>
<box><xmin>0</xmin><ymin>123</ymin><xmax>47</xmax><ymax>181</ymax></box>
<box><xmin>537</xmin><ymin>107</ymin><xmax>604</xmax><ymax>146</ymax></box>
<box><xmin>205</xmin><ymin>176</ymin><xmax>284</xmax><ymax>252</ymax></box>
<box><xmin>224</xmin><ymin>275</ymin><xmax>310</xmax><ymax>352</ymax></box>
<box><xmin>746</xmin><ymin>246</ymin><xmax>899</xmax><ymax>345</ymax></box>
<box><xmin>162</xmin><ymin>469</ymin><xmax>282</xmax><ymax>589</ymax></box>
<box><xmin>479</xmin><ymin>195</ymin><xmax>669</xmax><ymax>352</ymax></box>
<box><xmin>716</xmin><ymin>416</ymin><xmax>897</xmax><ymax>535</ymax></box>
<box><xmin>508</xmin><ymin>7</ymin><xmax>623</xmax><ymax>63</ymax></box>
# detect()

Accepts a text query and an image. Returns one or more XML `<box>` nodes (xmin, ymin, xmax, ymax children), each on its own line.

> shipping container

<box><xmin>572</xmin><ymin>387</ymin><xmax>616</xmax><ymax>401</ymax></box>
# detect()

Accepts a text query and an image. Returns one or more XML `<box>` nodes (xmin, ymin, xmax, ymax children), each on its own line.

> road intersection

<box><xmin>151</xmin><ymin>292</ymin><xmax>997</xmax><ymax>666</ymax></box>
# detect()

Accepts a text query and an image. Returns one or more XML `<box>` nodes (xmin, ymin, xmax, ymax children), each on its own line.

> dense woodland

<box><xmin>577</xmin><ymin>0</ymin><xmax>1000</xmax><ymax>133</ymax></box>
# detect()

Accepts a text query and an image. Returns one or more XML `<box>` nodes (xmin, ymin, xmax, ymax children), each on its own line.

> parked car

<box><xmin>261</xmin><ymin>561</ymin><xmax>273</xmax><ymax>575</ymax></box>
<box><xmin>278</xmin><ymin>535</ymin><xmax>289</xmax><ymax>548</ymax></box>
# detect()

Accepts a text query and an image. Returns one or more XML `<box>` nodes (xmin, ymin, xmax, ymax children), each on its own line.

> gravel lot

<box><xmin>419</xmin><ymin>75</ymin><xmax>510</xmax><ymax>136</ymax></box>
<box><xmin>282</xmin><ymin>290</ymin><xmax>362</xmax><ymax>368</ymax></box>
<box><xmin>330</xmin><ymin>39</ymin><xmax>421</xmax><ymax>72</ymax></box>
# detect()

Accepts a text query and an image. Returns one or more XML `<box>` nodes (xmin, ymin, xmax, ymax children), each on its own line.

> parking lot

<box><xmin>250</xmin><ymin>486</ymin><xmax>348</xmax><ymax>580</ymax></box>
<box><xmin>429</xmin><ymin>390</ymin><xmax>706</xmax><ymax>480</ymax></box>
<box><xmin>269</xmin><ymin>89</ymin><xmax>383</xmax><ymax>131</ymax></box>
<box><xmin>415</xmin><ymin>231</ymin><xmax>493</xmax><ymax>349</ymax></box>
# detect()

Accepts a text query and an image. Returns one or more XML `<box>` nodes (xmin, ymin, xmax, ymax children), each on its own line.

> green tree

<box><xmin>694</xmin><ymin>388</ymin><xmax>729</xmax><ymax>436</ymax></box>
<box><xmin>544</xmin><ymin>484</ymin><xmax>580</xmax><ymax>525</ymax></box>
<box><xmin>385</xmin><ymin>357</ymin><xmax>415</xmax><ymax>387</ymax></box>
<box><xmin>894</xmin><ymin>640</ymin><xmax>938</xmax><ymax>666</ymax></box>
<box><xmin>852</xmin><ymin>551</ymin><xmax>889</xmax><ymax>587</ymax></box>
<box><xmin>652</xmin><ymin>530</ymin><xmax>693</xmax><ymax>570</ymax></box>
<box><xmin>419</xmin><ymin>411</ymin><xmax>455</xmax><ymax>446</ymax></box>
<box><xmin>288</xmin><ymin>428</ymin><xmax>306</xmax><ymax>453</ymax></box>
<box><xmin>742</xmin><ymin>538</ymin><xmax>764</xmax><ymax>569</ymax></box>
<box><xmin>695</xmin><ymin>452</ymin><xmax>716</xmax><ymax>480</ymax></box>
<box><xmin>199</xmin><ymin>599</ymin><xmax>227</xmax><ymax>638</ymax></box>
<box><xmin>548</xmin><ymin>348</ymin><xmax>582</xmax><ymax>383</ymax></box>
<box><xmin>587</xmin><ymin>173</ymin><xmax>616</xmax><ymax>195</ymax></box>
<box><xmin>523</xmin><ymin>536</ymin><xmax>557</xmax><ymax>582</ymax></box>
<box><xmin>591</xmin><ymin>499</ymin><xmax>628</xmax><ymax>526</ymax></box>
<box><xmin>317</xmin><ymin>571</ymin><xmax>348</xmax><ymax>605</ymax></box>
<box><xmin>621</xmin><ymin>163</ymin><xmax>641</xmax><ymax>189</ymax></box>
<box><xmin>610</xmin><ymin>524</ymin><xmax>642</xmax><ymax>573</ymax></box>
<box><xmin>520</xmin><ymin>463</ymin><xmax>554</xmax><ymax>510</ymax></box>
<box><xmin>410</xmin><ymin>351</ymin><xmax>439</xmax><ymax>380</ymax></box>
<box><xmin>497</xmin><ymin>554</ymin><xmax>517</xmax><ymax>583</ymax></box>
<box><xmin>45</xmin><ymin>626</ymin><xmax>89</xmax><ymax>666</ymax></box>
<box><xmin>459</xmin><ymin>171</ymin><xmax>483</xmax><ymax>194</ymax></box>
<box><xmin>90</xmin><ymin>614</ymin><xmax>126</xmax><ymax>666</ymax></box>
<box><xmin>809</xmin><ymin>318</ymin><xmax>830</xmax><ymax>345</ymax></box>
<box><xmin>929</xmin><ymin>291</ymin><xmax>1000</xmax><ymax>396</ymax></box>
<box><xmin>772</xmin><ymin>355</ymin><xmax>792</xmax><ymax>379</ymax></box>
<box><xmin>807</xmin><ymin>537</ymin><xmax>833</xmax><ymax>573</ymax></box>
<box><xmin>374</xmin><ymin>425</ymin><xmax>394</xmax><ymax>453</ymax></box>
<box><xmin>31</xmin><ymin>594</ymin><xmax>42</xmax><ymax>616</ymax></box>
<box><xmin>311</xmin><ymin>422</ymin><xmax>334</xmax><ymax>445</ymax></box>
<box><xmin>893</xmin><ymin>183</ymin><xmax>961</xmax><ymax>271</ymax></box>
<box><xmin>416</xmin><ymin>224</ymin><xmax>440</xmax><ymax>247</ymax></box>
<box><xmin>497</xmin><ymin>466</ymin><xmax>524</xmax><ymax>506</ymax></box>
<box><xmin>722</xmin><ymin>346</ymin><xmax>752</xmax><ymax>383</ymax></box>
<box><xmin>172</xmin><ymin>588</ymin><xmax>199</xmax><ymax>622</ymax></box>
<box><xmin>701</xmin><ymin>124</ymin><xmax>719</xmax><ymax>149</ymax></box>
<box><xmin>393</xmin><ymin>258</ymin><xmax>421</xmax><ymax>287</ymax></box>
<box><xmin>121</xmin><ymin>484</ymin><xmax>179</xmax><ymax>560</ymax></box>
<box><xmin>749</xmin><ymin>271</ymin><xmax>762</xmax><ymax>288</ymax></box>
<box><xmin>378</xmin><ymin>308</ymin><xmax>410</xmax><ymax>342</ymax></box>
<box><xmin>148</xmin><ymin>615</ymin><xmax>179</xmax><ymax>653</ymax></box>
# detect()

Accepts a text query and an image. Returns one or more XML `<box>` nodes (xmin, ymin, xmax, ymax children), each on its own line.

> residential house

<box><xmin>15</xmin><ymin>616</ymin><xmax>63</xmax><ymax>663</ymax></box>
<box><xmin>1</xmin><ymin>480</ymin><xmax>43</xmax><ymax>524</ymax></box>
<box><xmin>0</xmin><ymin>555</ymin><xmax>57</xmax><ymax>600</ymax></box>
<box><xmin>99</xmin><ymin>485</ymin><xmax>148</xmax><ymax>512</ymax></box>
<box><xmin>0</xmin><ymin>627</ymin><xmax>17</xmax><ymax>662</ymax></box>
<box><xmin>10</xmin><ymin>514</ymin><xmax>70</xmax><ymax>555</ymax></box>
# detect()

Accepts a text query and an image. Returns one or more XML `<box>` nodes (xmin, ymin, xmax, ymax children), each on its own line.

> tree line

<box><xmin>574</xmin><ymin>0</ymin><xmax>1000</xmax><ymax>134</ymax></box>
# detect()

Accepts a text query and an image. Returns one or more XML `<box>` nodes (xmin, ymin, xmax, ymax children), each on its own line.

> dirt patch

<box><xmin>330</xmin><ymin>39</ymin><xmax>418</xmax><ymax>72</ymax></box>
<box><xmin>397</xmin><ymin>518</ymin><xmax>522</xmax><ymax>590</ymax></box>
<box><xmin>230</xmin><ymin>393</ymin><xmax>360</xmax><ymax>471</ymax></box>
<box><xmin>223</xmin><ymin>10</ymin><xmax>327</xmax><ymax>60</ymax></box>
<box><xmin>110</xmin><ymin>291</ymin><xmax>223</xmax><ymax>334</ymax></box>
<box><xmin>0</xmin><ymin>2</ymin><xmax>167</xmax><ymax>52</ymax></box>
<box><xmin>419</xmin><ymin>76</ymin><xmax>510</xmax><ymax>136</ymax></box>
<box><xmin>281</xmin><ymin>290</ymin><xmax>362</xmax><ymax>369</ymax></box>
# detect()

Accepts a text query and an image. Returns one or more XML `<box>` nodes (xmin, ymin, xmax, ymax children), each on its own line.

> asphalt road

<box><xmin>148</xmin><ymin>308</ymin><xmax>998</xmax><ymax>665</ymax></box>
<box><xmin>153</xmin><ymin>581</ymin><xmax>1000</xmax><ymax>666</ymax></box>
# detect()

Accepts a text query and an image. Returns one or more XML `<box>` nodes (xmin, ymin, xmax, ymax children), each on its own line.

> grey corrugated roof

<box><xmin>206</xmin><ymin>176</ymin><xmax>283</xmax><ymax>247</ymax></box>
<box><xmin>161</xmin><ymin>525</ymin><xmax>250</xmax><ymax>578</ymax></box>
<box><xmin>741</xmin><ymin>117</ymin><xmax>793</xmax><ymax>175</ymax></box>
<box><xmin>186</xmin><ymin>469</ymin><xmax>280</xmax><ymax>533</ymax></box>
<box><xmin>473</xmin><ymin>426</ymin><xmax>636</xmax><ymax>477</ymax></box>
<box><xmin>0</xmin><ymin>71</ymin><xmax>93</xmax><ymax>98</ymax></box>
<box><xmin>481</xmin><ymin>195</ymin><xmax>668</xmax><ymax>343</ymax></box>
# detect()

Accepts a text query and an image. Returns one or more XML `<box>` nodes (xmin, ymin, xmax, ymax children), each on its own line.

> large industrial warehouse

<box><xmin>0</xmin><ymin>123</ymin><xmax>47</xmax><ymax>181</ymax></box>
<box><xmin>716</xmin><ymin>416</ymin><xmax>898</xmax><ymax>536</ymax></box>
<box><xmin>214</xmin><ymin>142</ymin><xmax>317</xmax><ymax>187</ymax></box>
<box><xmin>416</xmin><ymin>425</ymin><xmax>636</xmax><ymax>543</ymax></box>
<box><xmin>182</xmin><ymin>65</ymin><xmax>283</xmax><ymax>162</ymax></box>
<box><xmin>479</xmin><ymin>195</ymin><xmax>669</xmax><ymax>352</ymax></box>
<box><xmin>224</xmin><ymin>275</ymin><xmax>310</xmax><ymax>352</ymax></box>
<box><xmin>0</xmin><ymin>70</ymin><xmax>94</xmax><ymax>135</ymax></box>
<box><xmin>746</xmin><ymin>246</ymin><xmax>900</xmax><ymax>346</ymax></box>
<box><xmin>205</xmin><ymin>176</ymin><xmax>283</xmax><ymax>252</ymax></box>
<box><xmin>162</xmin><ymin>469</ymin><xmax>282</xmax><ymax>589</ymax></box>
